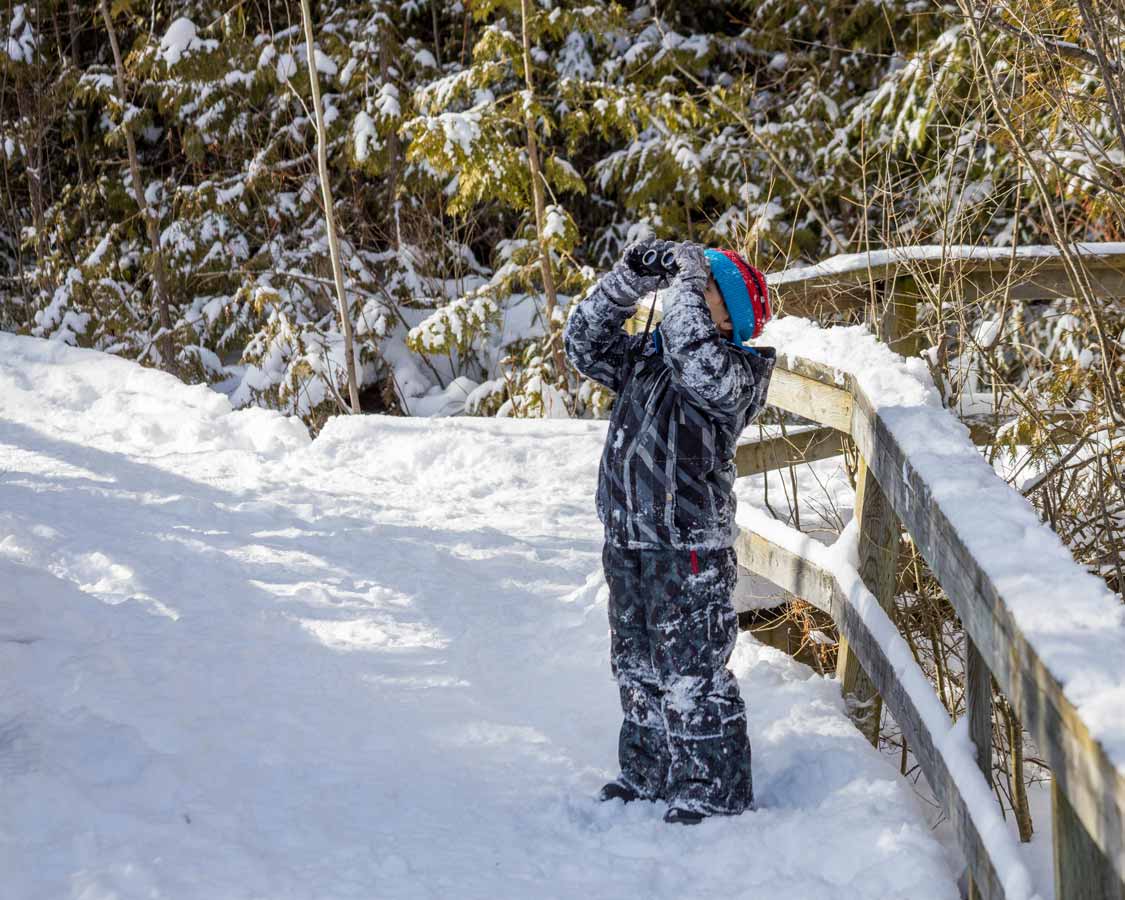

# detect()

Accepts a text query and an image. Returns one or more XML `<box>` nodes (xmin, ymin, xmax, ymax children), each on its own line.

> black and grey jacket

<box><xmin>563</xmin><ymin>269</ymin><xmax>777</xmax><ymax>550</ymax></box>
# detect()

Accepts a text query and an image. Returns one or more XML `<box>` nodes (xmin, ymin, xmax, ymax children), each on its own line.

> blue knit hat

<box><xmin>704</xmin><ymin>248</ymin><xmax>771</xmax><ymax>347</ymax></box>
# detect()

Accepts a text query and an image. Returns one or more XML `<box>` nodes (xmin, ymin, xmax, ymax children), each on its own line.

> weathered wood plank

<box><xmin>886</xmin><ymin>274</ymin><xmax>921</xmax><ymax>358</ymax></box>
<box><xmin>1054</xmin><ymin>779</ymin><xmax>1125</xmax><ymax>900</ymax></box>
<box><xmin>845</xmin><ymin>385</ymin><xmax>1125</xmax><ymax>883</ymax></box>
<box><xmin>633</xmin><ymin>245</ymin><xmax>1125</xmax><ymax>331</ymax></box>
<box><xmin>771</xmin><ymin>354</ymin><xmax>853</xmax><ymax>390</ymax></box>
<box><xmin>836</xmin><ymin>455</ymin><xmax>900</xmax><ymax>746</ymax></box>
<box><xmin>766</xmin><ymin>365</ymin><xmax>854</xmax><ymax>433</ymax></box>
<box><xmin>966</xmin><ymin>639</ymin><xmax>993</xmax><ymax>782</ymax></box>
<box><xmin>734</xmin><ymin>426</ymin><xmax>845</xmax><ymax>476</ymax></box>
<box><xmin>960</xmin><ymin>265</ymin><xmax>1125</xmax><ymax>302</ymax></box>
<box><xmin>756</xmin><ymin>345</ymin><xmax>1125</xmax><ymax>883</ymax></box>
<box><xmin>966</xmin><ymin>637</ymin><xmax>994</xmax><ymax>900</ymax></box>
<box><xmin>734</xmin><ymin>528</ymin><xmax>1011</xmax><ymax>899</ymax></box>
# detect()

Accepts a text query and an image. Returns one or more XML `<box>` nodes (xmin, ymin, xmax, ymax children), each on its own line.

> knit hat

<box><xmin>703</xmin><ymin>248</ymin><xmax>771</xmax><ymax>346</ymax></box>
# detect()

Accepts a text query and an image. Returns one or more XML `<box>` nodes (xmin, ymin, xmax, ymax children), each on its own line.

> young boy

<box><xmin>562</xmin><ymin>238</ymin><xmax>776</xmax><ymax>825</ymax></box>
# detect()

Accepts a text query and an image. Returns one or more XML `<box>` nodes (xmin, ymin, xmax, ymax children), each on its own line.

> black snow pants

<box><xmin>603</xmin><ymin>540</ymin><xmax>754</xmax><ymax>815</ymax></box>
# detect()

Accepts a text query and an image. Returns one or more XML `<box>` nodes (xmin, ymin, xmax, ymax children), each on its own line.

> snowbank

<box><xmin>0</xmin><ymin>333</ymin><xmax>309</xmax><ymax>462</ymax></box>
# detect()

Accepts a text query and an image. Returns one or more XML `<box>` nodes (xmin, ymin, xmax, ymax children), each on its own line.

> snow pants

<box><xmin>603</xmin><ymin>541</ymin><xmax>754</xmax><ymax>815</ymax></box>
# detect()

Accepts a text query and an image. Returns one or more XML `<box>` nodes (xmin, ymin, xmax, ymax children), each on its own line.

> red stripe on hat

<box><xmin>733</xmin><ymin>254</ymin><xmax>770</xmax><ymax>336</ymax></box>
<box><xmin>718</xmin><ymin>249</ymin><xmax>766</xmax><ymax>339</ymax></box>
<box><xmin>747</xmin><ymin>263</ymin><xmax>771</xmax><ymax>325</ymax></box>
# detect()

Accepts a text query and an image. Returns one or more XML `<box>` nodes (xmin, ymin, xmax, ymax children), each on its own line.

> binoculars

<box><xmin>628</xmin><ymin>246</ymin><xmax>679</xmax><ymax>277</ymax></box>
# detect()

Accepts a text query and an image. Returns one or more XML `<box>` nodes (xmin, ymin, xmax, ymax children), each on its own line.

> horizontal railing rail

<box><xmin>768</xmin><ymin>243</ymin><xmax>1125</xmax><ymax>307</ymax></box>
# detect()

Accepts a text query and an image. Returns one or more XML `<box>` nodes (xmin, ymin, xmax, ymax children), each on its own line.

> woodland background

<box><xmin>2</xmin><ymin>0</ymin><xmax>1123</xmax><ymax>841</ymax></box>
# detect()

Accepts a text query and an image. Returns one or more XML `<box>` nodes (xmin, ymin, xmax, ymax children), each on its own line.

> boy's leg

<box><xmin>645</xmin><ymin>547</ymin><xmax>754</xmax><ymax>816</ymax></box>
<box><xmin>602</xmin><ymin>541</ymin><xmax>671</xmax><ymax>800</ymax></box>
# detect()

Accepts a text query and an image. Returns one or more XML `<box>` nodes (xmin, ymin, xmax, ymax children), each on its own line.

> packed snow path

<box><xmin>0</xmin><ymin>335</ymin><xmax>959</xmax><ymax>899</ymax></box>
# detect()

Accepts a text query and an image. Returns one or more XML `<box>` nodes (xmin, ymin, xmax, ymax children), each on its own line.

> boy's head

<box><xmin>702</xmin><ymin>249</ymin><xmax>771</xmax><ymax>345</ymax></box>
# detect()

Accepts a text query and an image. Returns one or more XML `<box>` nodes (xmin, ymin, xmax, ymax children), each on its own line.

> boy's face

<box><xmin>703</xmin><ymin>275</ymin><xmax>733</xmax><ymax>340</ymax></box>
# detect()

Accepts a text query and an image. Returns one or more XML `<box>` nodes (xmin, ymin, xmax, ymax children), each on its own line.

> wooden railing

<box><xmin>710</xmin><ymin>245</ymin><xmax>1125</xmax><ymax>900</ymax></box>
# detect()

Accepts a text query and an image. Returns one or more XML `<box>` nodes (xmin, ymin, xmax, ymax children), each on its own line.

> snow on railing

<box><xmin>733</xmin><ymin>313</ymin><xmax>1125</xmax><ymax>900</ymax></box>
<box><xmin>766</xmin><ymin>241</ymin><xmax>1125</xmax><ymax>288</ymax></box>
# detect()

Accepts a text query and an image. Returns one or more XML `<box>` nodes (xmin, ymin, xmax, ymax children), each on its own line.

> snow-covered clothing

<box><xmin>603</xmin><ymin>540</ymin><xmax>754</xmax><ymax>815</ymax></box>
<box><xmin>564</xmin><ymin>239</ymin><xmax>775</xmax><ymax>818</ymax></box>
<box><xmin>562</xmin><ymin>241</ymin><xmax>777</xmax><ymax>551</ymax></box>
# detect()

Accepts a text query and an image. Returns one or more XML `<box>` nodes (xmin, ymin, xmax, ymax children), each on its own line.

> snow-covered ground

<box><xmin>0</xmin><ymin>334</ymin><xmax>961</xmax><ymax>899</ymax></box>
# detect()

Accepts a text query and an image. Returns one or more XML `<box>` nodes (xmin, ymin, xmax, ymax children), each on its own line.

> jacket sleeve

<box><xmin>659</xmin><ymin>277</ymin><xmax>776</xmax><ymax>421</ymax></box>
<box><xmin>562</xmin><ymin>280</ymin><xmax>647</xmax><ymax>394</ymax></box>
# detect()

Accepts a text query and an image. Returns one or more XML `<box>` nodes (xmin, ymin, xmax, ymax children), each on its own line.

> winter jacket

<box><xmin>563</xmin><ymin>268</ymin><xmax>777</xmax><ymax>550</ymax></box>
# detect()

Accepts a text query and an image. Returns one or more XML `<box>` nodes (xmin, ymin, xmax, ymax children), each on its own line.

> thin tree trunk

<box><xmin>378</xmin><ymin>19</ymin><xmax>401</xmax><ymax>251</ymax></box>
<box><xmin>67</xmin><ymin>0</ymin><xmax>92</xmax><ymax>236</ymax></box>
<box><xmin>518</xmin><ymin>0</ymin><xmax>567</xmax><ymax>379</ymax></box>
<box><xmin>14</xmin><ymin>82</ymin><xmax>49</xmax><ymax>307</ymax></box>
<box><xmin>430</xmin><ymin>0</ymin><xmax>442</xmax><ymax>68</ymax></box>
<box><xmin>99</xmin><ymin>0</ymin><xmax>176</xmax><ymax>374</ymax></box>
<box><xmin>300</xmin><ymin>0</ymin><xmax>361</xmax><ymax>413</ymax></box>
<box><xmin>1002</xmin><ymin>697</ymin><xmax>1034</xmax><ymax>842</ymax></box>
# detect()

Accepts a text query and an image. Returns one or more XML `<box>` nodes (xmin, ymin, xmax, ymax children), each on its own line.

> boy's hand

<box><xmin>671</xmin><ymin>242</ymin><xmax>709</xmax><ymax>291</ymax></box>
<box><xmin>599</xmin><ymin>237</ymin><xmax>669</xmax><ymax>308</ymax></box>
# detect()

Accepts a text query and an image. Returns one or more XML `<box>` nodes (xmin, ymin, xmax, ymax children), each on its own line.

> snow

<box><xmin>353</xmin><ymin>110</ymin><xmax>377</xmax><ymax>162</ymax></box>
<box><xmin>313</xmin><ymin>47</ymin><xmax>337</xmax><ymax>78</ymax></box>
<box><xmin>407</xmin><ymin>375</ymin><xmax>479</xmax><ymax>417</ymax></box>
<box><xmin>257</xmin><ymin>42</ymin><xmax>276</xmax><ymax>69</ymax></box>
<box><xmin>275</xmin><ymin>52</ymin><xmax>297</xmax><ymax>83</ymax></box>
<box><xmin>542</xmin><ymin>205</ymin><xmax>568</xmax><ymax>240</ymax></box>
<box><xmin>376</xmin><ymin>82</ymin><xmax>401</xmax><ymax>120</ymax></box>
<box><xmin>557</xmin><ymin>30</ymin><xmax>595</xmax><ymax>80</ymax></box>
<box><xmin>754</xmin><ymin>315</ymin><xmax>1125</xmax><ymax>771</ymax></box>
<box><xmin>423</xmin><ymin>107</ymin><xmax>483</xmax><ymax>158</ymax></box>
<box><xmin>83</xmin><ymin>232</ymin><xmax>114</xmax><ymax>269</ymax></box>
<box><xmin>0</xmin><ymin>333</ymin><xmax>960</xmax><ymax>899</ymax></box>
<box><xmin>338</xmin><ymin>56</ymin><xmax>358</xmax><ymax>86</ymax></box>
<box><xmin>158</xmin><ymin>18</ymin><xmax>210</xmax><ymax>66</ymax></box>
<box><xmin>4</xmin><ymin>4</ymin><xmax>37</xmax><ymax>63</ymax></box>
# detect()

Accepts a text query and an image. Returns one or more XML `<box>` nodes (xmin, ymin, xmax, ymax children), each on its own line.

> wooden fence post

<box><xmin>882</xmin><ymin>275</ymin><xmax>921</xmax><ymax>358</ymax></box>
<box><xmin>965</xmin><ymin>638</ymin><xmax>993</xmax><ymax>900</ymax></box>
<box><xmin>1053</xmin><ymin>779</ymin><xmax>1125</xmax><ymax>900</ymax></box>
<box><xmin>836</xmin><ymin>454</ymin><xmax>900</xmax><ymax>745</ymax></box>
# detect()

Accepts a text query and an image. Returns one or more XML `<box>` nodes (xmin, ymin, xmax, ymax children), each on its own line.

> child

<box><xmin>562</xmin><ymin>238</ymin><xmax>776</xmax><ymax>825</ymax></box>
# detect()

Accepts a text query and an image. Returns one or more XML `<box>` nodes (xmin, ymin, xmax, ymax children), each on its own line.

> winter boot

<box><xmin>598</xmin><ymin>781</ymin><xmax>640</xmax><ymax>804</ymax></box>
<box><xmin>663</xmin><ymin>807</ymin><xmax>705</xmax><ymax>826</ymax></box>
